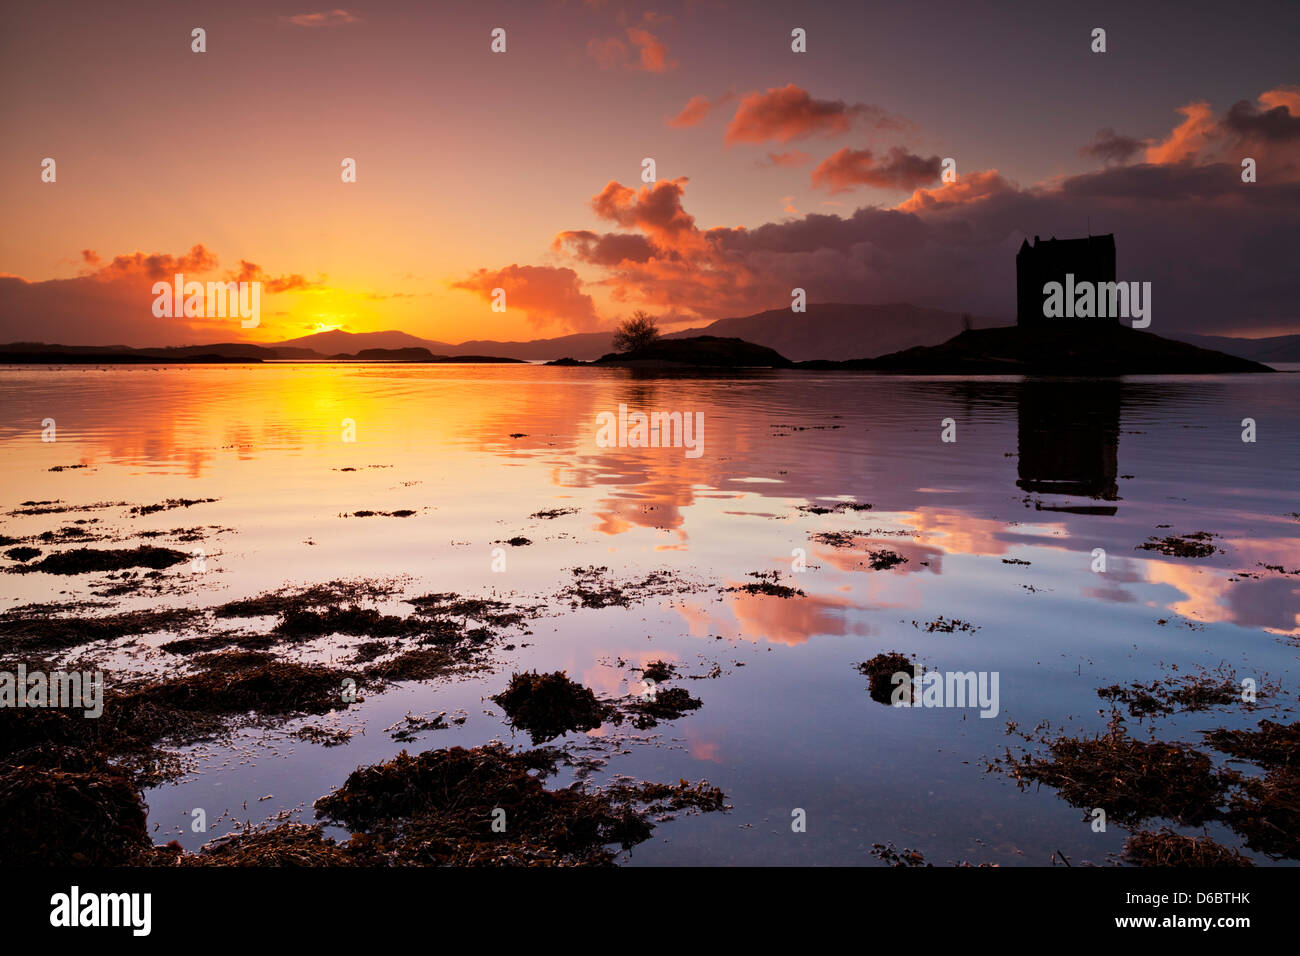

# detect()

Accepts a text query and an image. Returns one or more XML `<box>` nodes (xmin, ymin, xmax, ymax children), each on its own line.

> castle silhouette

<box><xmin>1016</xmin><ymin>234</ymin><xmax>1116</xmax><ymax>326</ymax></box>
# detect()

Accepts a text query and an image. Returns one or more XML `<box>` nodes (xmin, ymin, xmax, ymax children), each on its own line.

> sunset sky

<box><xmin>1</xmin><ymin>0</ymin><xmax>1297</xmax><ymax>346</ymax></box>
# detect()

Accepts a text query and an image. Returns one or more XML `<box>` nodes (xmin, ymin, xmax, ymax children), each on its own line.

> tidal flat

<box><xmin>0</xmin><ymin>363</ymin><xmax>1297</xmax><ymax>866</ymax></box>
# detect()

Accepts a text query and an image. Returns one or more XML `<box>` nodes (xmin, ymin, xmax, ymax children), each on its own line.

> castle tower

<box><xmin>1016</xmin><ymin>234</ymin><xmax>1117</xmax><ymax>326</ymax></box>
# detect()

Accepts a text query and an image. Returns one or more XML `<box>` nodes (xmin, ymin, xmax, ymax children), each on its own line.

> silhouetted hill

<box><xmin>445</xmin><ymin>331</ymin><xmax>615</xmax><ymax>361</ymax></box>
<box><xmin>9</xmin><ymin>303</ymin><xmax>995</xmax><ymax>363</ymax></box>
<box><xmin>274</xmin><ymin>329</ymin><xmax>453</xmax><ymax>353</ymax></box>
<box><xmin>0</xmin><ymin>347</ymin><xmax>262</xmax><ymax>364</ymax></box>
<box><xmin>1171</xmin><ymin>332</ymin><xmax>1300</xmax><ymax>365</ymax></box>
<box><xmin>665</xmin><ymin>303</ymin><xmax>994</xmax><ymax>361</ymax></box>
<box><xmin>0</xmin><ymin>341</ymin><xmax>287</xmax><ymax>360</ymax></box>
<box><xmin>331</xmin><ymin>347</ymin><xmax>524</xmax><ymax>362</ymax></box>
<box><xmin>332</xmin><ymin>347</ymin><xmax>433</xmax><ymax>361</ymax></box>
<box><xmin>268</xmin><ymin>304</ymin><xmax>992</xmax><ymax>362</ymax></box>
<box><xmin>0</xmin><ymin>341</ymin><xmax>521</xmax><ymax>364</ymax></box>
<box><xmin>596</xmin><ymin>336</ymin><xmax>791</xmax><ymax>367</ymax></box>
<box><xmin>794</xmin><ymin>325</ymin><xmax>1274</xmax><ymax>374</ymax></box>
<box><xmin>15</xmin><ymin>307</ymin><xmax>1288</xmax><ymax>369</ymax></box>
<box><xmin>138</xmin><ymin>342</ymin><xmax>317</xmax><ymax>359</ymax></box>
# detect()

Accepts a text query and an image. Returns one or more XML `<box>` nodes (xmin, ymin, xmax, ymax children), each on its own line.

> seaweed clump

<box><xmin>530</xmin><ymin>508</ymin><xmax>579</xmax><ymax>519</ymax></box>
<box><xmin>865</xmin><ymin>549</ymin><xmax>908</xmax><ymax>570</ymax></box>
<box><xmin>0</xmin><ymin>650</ymin><xmax>363</xmax><ymax>865</ymax></box>
<box><xmin>797</xmin><ymin>501</ymin><xmax>871</xmax><ymax>515</ymax></box>
<box><xmin>1203</xmin><ymin>720</ymin><xmax>1300</xmax><ymax>859</ymax></box>
<box><xmin>1137</xmin><ymin>532</ymin><xmax>1222</xmax><ymax>558</ymax></box>
<box><xmin>727</xmin><ymin>571</ymin><xmax>805</xmax><ymax>598</ymax></box>
<box><xmin>491</xmin><ymin>669</ymin><xmax>705</xmax><ymax>740</ymax></box>
<box><xmin>640</xmin><ymin>660</ymin><xmax>676</xmax><ymax>683</ymax></box>
<box><xmin>857</xmin><ymin>652</ymin><xmax>916</xmax><ymax>705</ymax></box>
<box><xmin>871</xmin><ymin>843</ymin><xmax>932</xmax><ymax>867</ymax></box>
<box><xmin>154</xmin><ymin>823</ymin><xmax>359</xmax><ymax>867</ymax></box>
<box><xmin>130</xmin><ymin>498</ymin><xmax>218</xmax><ymax>515</ymax></box>
<box><xmin>1122</xmin><ymin>829</ymin><xmax>1253</xmax><ymax>867</ymax></box>
<box><xmin>213</xmin><ymin>580</ymin><xmax>404</xmax><ymax>619</ymax></box>
<box><xmin>1202</xmin><ymin>719</ymin><xmax>1299</xmax><ymax>770</ymax></box>
<box><xmin>0</xmin><ymin>747</ymin><xmax>150</xmax><ymax>866</ymax></box>
<box><xmin>151</xmin><ymin>744</ymin><xmax>727</xmax><ymax>867</ymax></box>
<box><xmin>274</xmin><ymin>605</ymin><xmax>415</xmax><ymax>639</ymax></box>
<box><xmin>309</xmin><ymin>743</ymin><xmax>726</xmax><ymax>866</ymax></box>
<box><xmin>1005</xmin><ymin>716</ymin><xmax>1231</xmax><ymax>827</ymax></box>
<box><xmin>560</xmin><ymin>566</ymin><xmax>688</xmax><ymax>609</ymax></box>
<box><xmin>492</xmin><ymin>671</ymin><xmax>610</xmax><ymax>743</ymax></box>
<box><xmin>1098</xmin><ymin>669</ymin><xmax>1249</xmax><ymax>719</ymax></box>
<box><xmin>1004</xmin><ymin>714</ymin><xmax>1300</xmax><ymax>863</ymax></box>
<box><xmin>0</xmin><ymin>606</ymin><xmax>201</xmax><ymax>652</ymax></box>
<box><xmin>0</xmin><ymin>652</ymin><xmax>357</xmax><ymax>785</ymax></box>
<box><xmin>618</xmin><ymin>686</ymin><xmax>703</xmax><ymax>729</ymax></box>
<box><xmin>8</xmin><ymin>546</ymin><xmax>190</xmax><ymax>575</ymax></box>
<box><xmin>914</xmin><ymin>616</ymin><xmax>979</xmax><ymax>634</ymax></box>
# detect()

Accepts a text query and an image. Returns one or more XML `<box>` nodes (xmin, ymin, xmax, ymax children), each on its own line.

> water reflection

<box><xmin>0</xmin><ymin>365</ymin><xmax>1296</xmax><ymax>637</ymax></box>
<box><xmin>2</xmin><ymin>364</ymin><xmax>1298</xmax><ymax>865</ymax></box>
<box><xmin>1016</xmin><ymin>380</ymin><xmax>1120</xmax><ymax>511</ymax></box>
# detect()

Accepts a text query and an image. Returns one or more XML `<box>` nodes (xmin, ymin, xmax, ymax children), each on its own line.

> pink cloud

<box><xmin>626</xmin><ymin>27</ymin><xmax>673</xmax><ymax>71</ymax></box>
<box><xmin>1122</xmin><ymin>87</ymin><xmax>1300</xmax><ymax>178</ymax></box>
<box><xmin>811</xmin><ymin>146</ymin><xmax>943</xmax><ymax>193</ymax></box>
<box><xmin>278</xmin><ymin>9</ymin><xmax>362</xmax><ymax>28</ymax></box>
<box><xmin>762</xmin><ymin>150</ymin><xmax>812</xmax><ymax>168</ymax></box>
<box><xmin>547</xmin><ymin>88</ymin><xmax>1300</xmax><ymax>335</ymax></box>
<box><xmin>724</xmin><ymin>84</ymin><xmax>905</xmax><ymax>145</ymax></box>
<box><xmin>1146</xmin><ymin>101</ymin><xmax>1219</xmax><ymax>165</ymax></box>
<box><xmin>669</xmin><ymin>94</ymin><xmax>714</xmax><ymax>128</ymax></box>
<box><xmin>588</xmin><ymin>25</ymin><xmax>676</xmax><ymax>72</ymax></box>
<box><xmin>451</xmin><ymin>264</ymin><xmax>600</xmax><ymax>331</ymax></box>
<box><xmin>894</xmin><ymin>169</ymin><xmax>1014</xmax><ymax>212</ymax></box>
<box><xmin>229</xmin><ymin>260</ymin><xmax>320</xmax><ymax>293</ymax></box>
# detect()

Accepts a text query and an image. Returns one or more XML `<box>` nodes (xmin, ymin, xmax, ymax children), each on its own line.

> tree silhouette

<box><xmin>612</xmin><ymin>311</ymin><xmax>660</xmax><ymax>353</ymax></box>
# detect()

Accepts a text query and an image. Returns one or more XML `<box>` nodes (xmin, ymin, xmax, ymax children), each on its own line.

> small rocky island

<box><xmin>551</xmin><ymin>326</ymin><xmax>1274</xmax><ymax>375</ymax></box>
<box><xmin>590</xmin><ymin>335</ymin><xmax>792</xmax><ymax>368</ymax></box>
<box><xmin>793</xmin><ymin>324</ymin><xmax>1274</xmax><ymax>375</ymax></box>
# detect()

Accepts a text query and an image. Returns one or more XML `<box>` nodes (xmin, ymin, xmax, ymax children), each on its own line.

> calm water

<box><xmin>1</xmin><ymin>364</ymin><xmax>1297</xmax><ymax>865</ymax></box>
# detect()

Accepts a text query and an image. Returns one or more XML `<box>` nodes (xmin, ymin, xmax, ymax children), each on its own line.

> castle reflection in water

<box><xmin>1017</xmin><ymin>380</ymin><xmax>1120</xmax><ymax>515</ymax></box>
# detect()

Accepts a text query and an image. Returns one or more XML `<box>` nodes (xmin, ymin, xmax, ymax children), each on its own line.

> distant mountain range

<box><xmin>269</xmin><ymin>306</ymin><xmax>1300</xmax><ymax>364</ymax></box>
<box><xmin>273</xmin><ymin>328</ymin><xmax>620</xmax><ymax>363</ymax></box>
<box><xmin>0</xmin><ymin>342</ymin><xmax>521</xmax><ymax>364</ymax></box>
<box><xmin>273</xmin><ymin>329</ymin><xmax>450</xmax><ymax>354</ymax></box>
<box><xmin>4</xmin><ymin>303</ymin><xmax>1298</xmax><ymax>365</ymax></box>
<box><xmin>663</xmin><ymin>303</ymin><xmax>999</xmax><ymax>361</ymax></box>
<box><xmin>266</xmin><ymin>304</ymin><xmax>995</xmax><ymax>362</ymax></box>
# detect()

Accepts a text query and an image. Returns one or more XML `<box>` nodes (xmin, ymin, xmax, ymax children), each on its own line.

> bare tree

<box><xmin>612</xmin><ymin>311</ymin><xmax>660</xmax><ymax>353</ymax></box>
